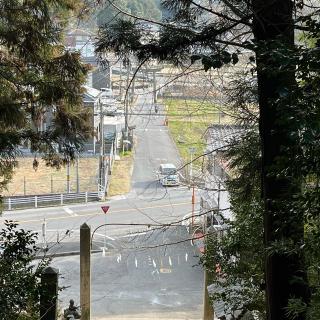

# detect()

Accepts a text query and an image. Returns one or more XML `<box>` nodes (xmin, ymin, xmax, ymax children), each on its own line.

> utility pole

<box><xmin>130</xmin><ymin>72</ymin><xmax>135</xmax><ymax>104</ymax></box>
<box><xmin>203</xmin><ymin>268</ymin><xmax>214</xmax><ymax>319</ymax></box>
<box><xmin>191</xmin><ymin>185</ymin><xmax>195</xmax><ymax>228</ymax></box>
<box><xmin>124</xmin><ymin>61</ymin><xmax>130</xmax><ymax>137</ymax></box>
<box><xmin>119</xmin><ymin>62</ymin><xmax>122</xmax><ymax>98</ymax></box>
<box><xmin>152</xmin><ymin>70</ymin><xmax>157</xmax><ymax>104</ymax></box>
<box><xmin>99</xmin><ymin>99</ymin><xmax>104</xmax><ymax>187</ymax></box>
<box><xmin>66</xmin><ymin>159</ymin><xmax>70</xmax><ymax>193</ymax></box>
<box><xmin>76</xmin><ymin>155</ymin><xmax>80</xmax><ymax>193</ymax></box>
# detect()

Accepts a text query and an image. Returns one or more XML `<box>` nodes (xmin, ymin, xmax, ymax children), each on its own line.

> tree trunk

<box><xmin>252</xmin><ymin>0</ymin><xmax>310</xmax><ymax>319</ymax></box>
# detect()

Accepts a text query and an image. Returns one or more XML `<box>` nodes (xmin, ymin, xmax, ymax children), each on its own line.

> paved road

<box><xmin>130</xmin><ymin>93</ymin><xmax>184</xmax><ymax>198</ymax></box>
<box><xmin>1</xmin><ymin>92</ymin><xmax>204</xmax><ymax>319</ymax></box>
<box><xmin>52</xmin><ymin>227</ymin><xmax>203</xmax><ymax>319</ymax></box>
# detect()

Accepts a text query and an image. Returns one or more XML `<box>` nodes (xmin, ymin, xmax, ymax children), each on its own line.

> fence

<box><xmin>4</xmin><ymin>177</ymin><xmax>99</xmax><ymax>197</ymax></box>
<box><xmin>3</xmin><ymin>138</ymin><xmax>117</xmax><ymax>210</ymax></box>
<box><xmin>3</xmin><ymin>191</ymin><xmax>103</xmax><ymax>211</ymax></box>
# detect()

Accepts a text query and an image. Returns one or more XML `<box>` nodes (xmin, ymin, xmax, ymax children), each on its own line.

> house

<box><xmin>201</xmin><ymin>124</ymin><xmax>263</xmax><ymax>320</ymax></box>
<box><xmin>82</xmin><ymin>86</ymin><xmax>123</xmax><ymax>154</ymax></box>
<box><xmin>65</xmin><ymin>28</ymin><xmax>111</xmax><ymax>90</ymax></box>
<box><xmin>200</xmin><ymin>124</ymin><xmax>244</xmax><ymax>233</ymax></box>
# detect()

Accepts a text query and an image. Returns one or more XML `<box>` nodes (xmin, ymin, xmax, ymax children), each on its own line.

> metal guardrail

<box><xmin>3</xmin><ymin>191</ymin><xmax>102</xmax><ymax>211</ymax></box>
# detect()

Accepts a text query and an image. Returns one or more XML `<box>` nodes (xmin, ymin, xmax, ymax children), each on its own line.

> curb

<box><xmin>34</xmin><ymin>249</ymin><xmax>102</xmax><ymax>260</ymax></box>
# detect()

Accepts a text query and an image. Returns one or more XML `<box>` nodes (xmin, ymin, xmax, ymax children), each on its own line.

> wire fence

<box><xmin>4</xmin><ymin>177</ymin><xmax>98</xmax><ymax>197</ymax></box>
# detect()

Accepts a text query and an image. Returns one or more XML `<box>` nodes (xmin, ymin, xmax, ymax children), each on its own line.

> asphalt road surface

<box><xmin>1</xmin><ymin>92</ymin><xmax>204</xmax><ymax>319</ymax></box>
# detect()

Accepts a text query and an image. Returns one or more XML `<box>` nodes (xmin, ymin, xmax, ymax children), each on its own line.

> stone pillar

<box><xmin>40</xmin><ymin>266</ymin><xmax>59</xmax><ymax>320</ymax></box>
<box><xmin>80</xmin><ymin>223</ymin><xmax>91</xmax><ymax>320</ymax></box>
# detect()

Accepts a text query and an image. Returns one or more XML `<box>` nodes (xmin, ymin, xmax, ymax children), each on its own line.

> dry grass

<box><xmin>108</xmin><ymin>151</ymin><xmax>134</xmax><ymax>196</ymax></box>
<box><xmin>3</xmin><ymin>157</ymin><xmax>99</xmax><ymax>196</ymax></box>
<box><xmin>165</xmin><ymin>99</ymin><xmax>232</xmax><ymax>170</ymax></box>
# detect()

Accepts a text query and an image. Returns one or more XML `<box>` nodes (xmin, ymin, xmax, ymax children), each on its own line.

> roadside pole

<box><xmin>192</xmin><ymin>185</ymin><xmax>195</xmax><ymax>228</ymax></box>
<box><xmin>67</xmin><ymin>159</ymin><xmax>70</xmax><ymax>193</ymax></box>
<box><xmin>125</xmin><ymin>61</ymin><xmax>130</xmax><ymax>136</ymax></box>
<box><xmin>152</xmin><ymin>70</ymin><xmax>157</xmax><ymax>104</ymax></box>
<box><xmin>99</xmin><ymin>99</ymin><xmax>104</xmax><ymax>187</ymax></box>
<box><xmin>76</xmin><ymin>155</ymin><xmax>80</xmax><ymax>193</ymax></box>
<box><xmin>101</xmin><ymin>206</ymin><xmax>110</xmax><ymax>256</ymax></box>
<box><xmin>131</xmin><ymin>70</ymin><xmax>135</xmax><ymax>104</ymax></box>
<box><xmin>189</xmin><ymin>147</ymin><xmax>196</xmax><ymax>230</ymax></box>
<box><xmin>203</xmin><ymin>212</ymin><xmax>214</xmax><ymax>320</ymax></box>
<box><xmin>80</xmin><ymin>223</ymin><xmax>91</xmax><ymax>320</ymax></box>
<box><xmin>203</xmin><ymin>268</ymin><xmax>214</xmax><ymax>320</ymax></box>
<box><xmin>119</xmin><ymin>62</ymin><xmax>122</xmax><ymax>98</ymax></box>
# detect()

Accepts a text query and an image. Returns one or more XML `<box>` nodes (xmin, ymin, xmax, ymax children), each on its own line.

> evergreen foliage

<box><xmin>0</xmin><ymin>221</ymin><xmax>49</xmax><ymax>319</ymax></box>
<box><xmin>97</xmin><ymin>0</ymin><xmax>162</xmax><ymax>26</ymax></box>
<box><xmin>96</xmin><ymin>1</ymin><xmax>320</xmax><ymax>319</ymax></box>
<box><xmin>0</xmin><ymin>0</ymin><xmax>91</xmax><ymax>203</ymax></box>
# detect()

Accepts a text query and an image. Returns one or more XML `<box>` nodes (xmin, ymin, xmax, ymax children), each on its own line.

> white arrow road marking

<box><xmin>135</xmin><ymin>257</ymin><xmax>138</xmax><ymax>268</ymax></box>
<box><xmin>151</xmin><ymin>269</ymin><xmax>160</xmax><ymax>276</ymax></box>
<box><xmin>185</xmin><ymin>253</ymin><xmax>188</xmax><ymax>262</ymax></box>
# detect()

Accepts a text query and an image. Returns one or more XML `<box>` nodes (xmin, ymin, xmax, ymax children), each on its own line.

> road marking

<box><xmin>169</xmin><ymin>256</ymin><xmax>172</xmax><ymax>266</ymax></box>
<box><xmin>185</xmin><ymin>253</ymin><xmax>188</xmax><ymax>262</ymax></box>
<box><xmin>160</xmin><ymin>268</ymin><xmax>172</xmax><ymax>273</ymax></box>
<box><xmin>63</xmin><ymin>207</ymin><xmax>78</xmax><ymax>217</ymax></box>
<box><xmin>117</xmin><ymin>254</ymin><xmax>121</xmax><ymax>263</ymax></box>
<box><xmin>153</xmin><ymin>259</ymin><xmax>157</xmax><ymax>268</ymax></box>
<box><xmin>119</xmin><ymin>231</ymin><xmax>148</xmax><ymax>238</ymax></box>
<box><xmin>95</xmin><ymin>232</ymin><xmax>115</xmax><ymax>241</ymax></box>
<box><xmin>135</xmin><ymin>257</ymin><xmax>138</xmax><ymax>268</ymax></box>
<box><xmin>9</xmin><ymin>201</ymin><xmax>190</xmax><ymax>225</ymax></box>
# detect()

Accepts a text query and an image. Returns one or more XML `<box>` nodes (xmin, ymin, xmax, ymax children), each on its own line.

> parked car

<box><xmin>157</xmin><ymin>163</ymin><xmax>180</xmax><ymax>186</ymax></box>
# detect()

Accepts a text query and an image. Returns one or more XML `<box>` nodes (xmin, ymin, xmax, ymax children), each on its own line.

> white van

<box><xmin>157</xmin><ymin>163</ymin><xmax>180</xmax><ymax>186</ymax></box>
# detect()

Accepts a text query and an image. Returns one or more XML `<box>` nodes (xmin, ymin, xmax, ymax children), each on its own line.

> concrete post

<box><xmin>40</xmin><ymin>266</ymin><xmax>59</xmax><ymax>320</ymax></box>
<box><xmin>80</xmin><ymin>223</ymin><xmax>91</xmax><ymax>320</ymax></box>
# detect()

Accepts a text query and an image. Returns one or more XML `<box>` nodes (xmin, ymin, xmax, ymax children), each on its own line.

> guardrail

<box><xmin>3</xmin><ymin>191</ymin><xmax>101</xmax><ymax>211</ymax></box>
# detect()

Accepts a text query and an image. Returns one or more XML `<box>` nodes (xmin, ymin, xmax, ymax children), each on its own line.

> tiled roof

<box><xmin>83</xmin><ymin>86</ymin><xmax>102</xmax><ymax>103</ymax></box>
<box><xmin>206</xmin><ymin>124</ymin><xmax>245</xmax><ymax>153</ymax></box>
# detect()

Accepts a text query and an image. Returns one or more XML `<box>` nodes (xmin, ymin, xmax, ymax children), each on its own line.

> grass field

<box><xmin>4</xmin><ymin>157</ymin><xmax>99</xmax><ymax>196</ymax></box>
<box><xmin>165</xmin><ymin>99</ymin><xmax>232</xmax><ymax>171</ymax></box>
<box><xmin>108</xmin><ymin>151</ymin><xmax>134</xmax><ymax>196</ymax></box>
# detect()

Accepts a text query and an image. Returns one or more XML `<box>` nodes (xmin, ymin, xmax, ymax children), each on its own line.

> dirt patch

<box><xmin>108</xmin><ymin>152</ymin><xmax>134</xmax><ymax>196</ymax></box>
<box><xmin>3</xmin><ymin>157</ymin><xmax>99</xmax><ymax>196</ymax></box>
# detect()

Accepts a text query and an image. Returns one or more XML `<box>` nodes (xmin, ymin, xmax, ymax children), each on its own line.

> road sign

<box><xmin>101</xmin><ymin>206</ymin><xmax>110</xmax><ymax>214</ymax></box>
